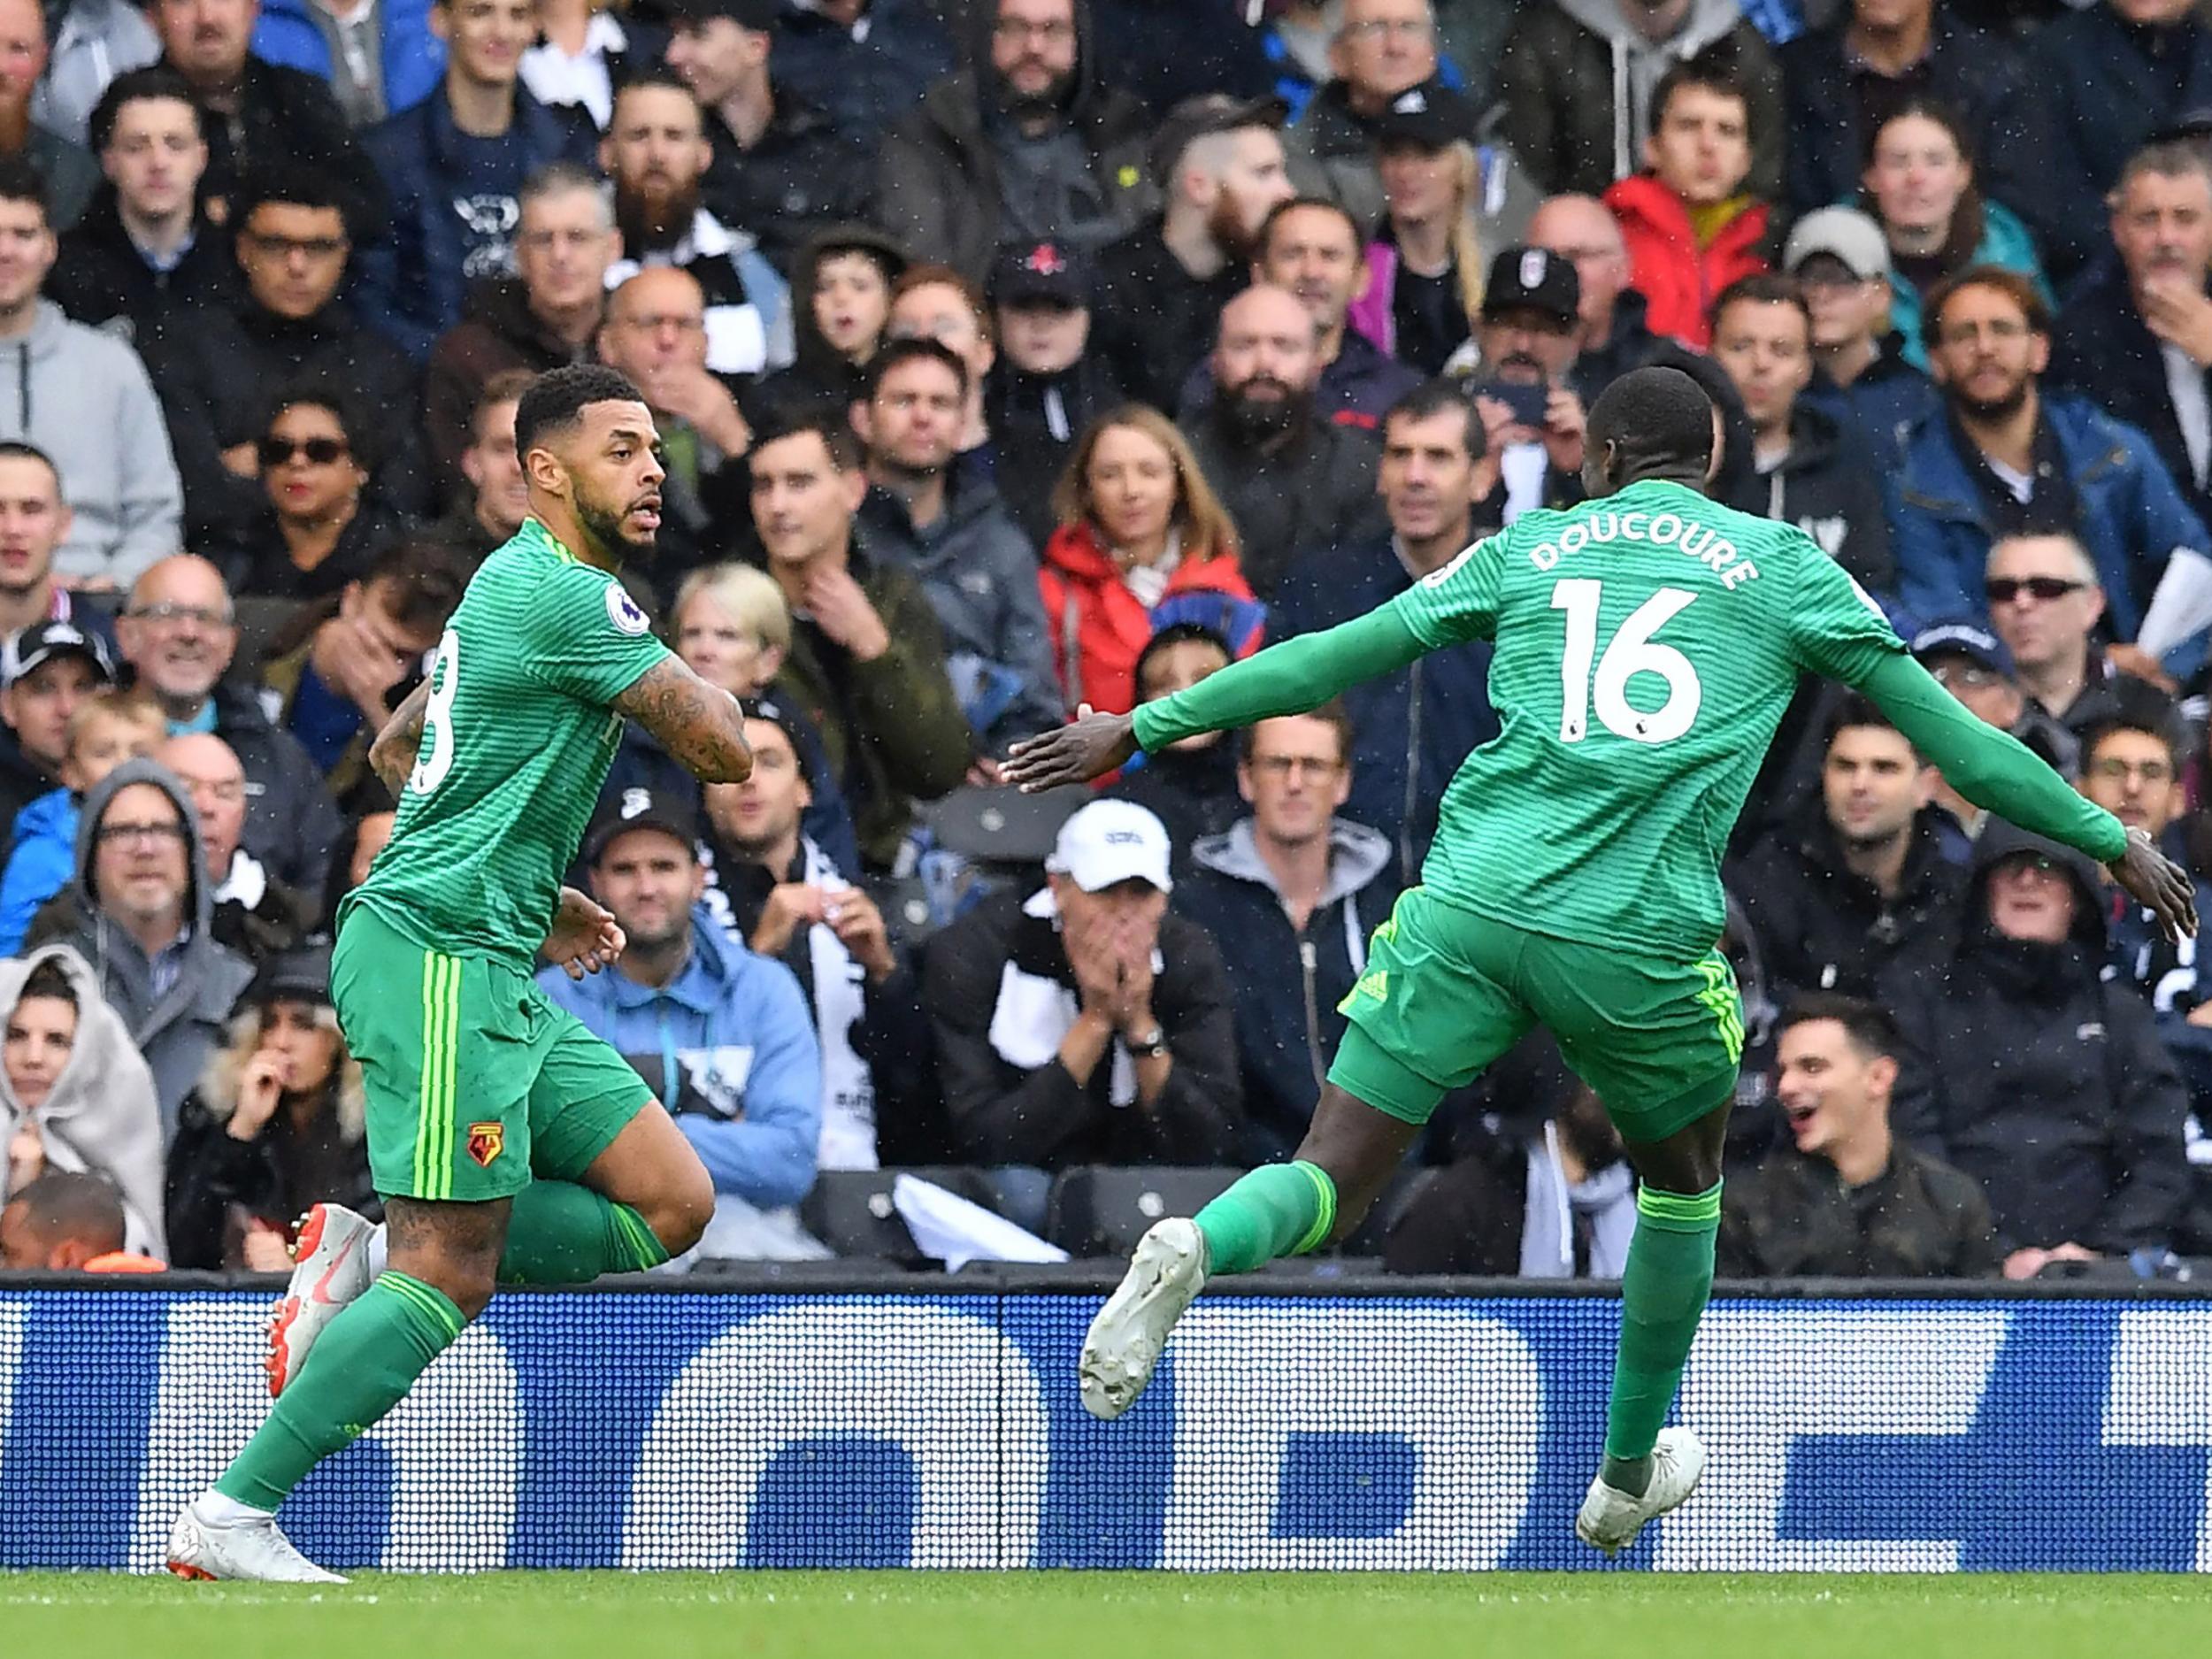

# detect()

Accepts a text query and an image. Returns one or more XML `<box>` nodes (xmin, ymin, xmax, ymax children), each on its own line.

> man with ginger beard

<box><xmin>598</xmin><ymin>74</ymin><xmax>790</xmax><ymax>384</ymax></box>
<box><xmin>1179</xmin><ymin>282</ymin><xmax>1386</xmax><ymax>595</ymax></box>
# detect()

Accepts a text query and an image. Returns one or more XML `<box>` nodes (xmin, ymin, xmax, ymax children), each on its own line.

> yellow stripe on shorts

<box><xmin>417</xmin><ymin>953</ymin><xmax>463</xmax><ymax>1199</ymax></box>
<box><xmin>1695</xmin><ymin>955</ymin><xmax>1745</xmax><ymax>1064</ymax></box>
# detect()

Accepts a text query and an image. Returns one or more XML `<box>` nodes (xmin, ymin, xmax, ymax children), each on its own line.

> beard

<box><xmin>617</xmin><ymin>176</ymin><xmax>700</xmax><ymax>252</ymax></box>
<box><xmin>1207</xmin><ymin>191</ymin><xmax>1263</xmax><ymax>262</ymax></box>
<box><xmin>576</xmin><ymin>483</ymin><xmax>657</xmax><ymax>563</ymax></box>
<box><xmin>1953</xmin><ymin>375</ymin><xmax>2032</xmax><ymax>422</ymax></box>
<box><xmin>995</xmin><ymin>65</ymin><xmax>1075</xmax><ymax>121</ymax></box>
<box><xmin>1217</xmin><ymin>377</ymin><xmax>1303</xmax><ymax>442</ymax></box>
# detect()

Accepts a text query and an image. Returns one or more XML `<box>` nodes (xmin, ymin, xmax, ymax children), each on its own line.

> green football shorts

<box><xmin>332</xmin><ymin>903</ymin><xmax>654</xmax><ymax>1202</ymax></box>
<box><xmin>1331</xmin><ymin>886</ymin><xmax>1745</xmax><ymax>1144</ymax></box>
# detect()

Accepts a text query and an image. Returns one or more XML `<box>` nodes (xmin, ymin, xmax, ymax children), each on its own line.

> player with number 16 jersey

<box><xmin>1002</xmin><ymin>366</ymin><xmax>2199</xmax><ymax>1561</ymax></box>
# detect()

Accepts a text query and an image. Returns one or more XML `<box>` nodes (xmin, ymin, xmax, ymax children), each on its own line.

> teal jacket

<box><xmin>1879</xmin><ymin>197</ymin><xmax>2052</xmax><ymax>372</ymax></box>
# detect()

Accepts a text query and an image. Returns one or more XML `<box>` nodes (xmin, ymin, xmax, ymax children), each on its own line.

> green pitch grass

<box><xmin>7</xmin><ymin>1571</ymin><xmax>2212</xmax><ymax>1659</ymax></box>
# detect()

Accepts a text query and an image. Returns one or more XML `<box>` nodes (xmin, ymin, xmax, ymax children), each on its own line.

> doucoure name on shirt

<box><xmin>1525</xmin><ymin>510</ymin><xmax>1762</xmax><ymax>590</ymax></box>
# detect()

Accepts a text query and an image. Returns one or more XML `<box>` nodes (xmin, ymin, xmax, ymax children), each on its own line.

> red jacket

<box><xmin>1038</xmin><ymin>521</ymin><xmax>1261</xmax><ymax>716</ymax></box>
<box><xmin>1601</xmin><ymin>173</ymin><xmax>1770</xmax><ymax>351</ymax></box>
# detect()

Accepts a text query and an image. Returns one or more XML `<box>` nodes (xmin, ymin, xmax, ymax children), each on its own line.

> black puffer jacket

<box><xmin>1730</xmin><ymin>803</ymin><xmax>1966</xmax><ymax>1004</ymax></box>
<box><xmin>1717</xmin><ymin>1141</ymin><xmax>2001</xmax><ymax>1279</ymax></box>
<box><xmin>872</xmin><ymin>0</ymin><xmax>1157</xmax><ymax>281</ymax></box>
<box><xmin>1883</xmin><ymin>819</ymin><xmax>2191</xmax><ymax>1257</ymax></box>
<box><xmin>1181</xmin><ymin>404</ymin><xmax>1387</xmax><ymax>596</ymax></box>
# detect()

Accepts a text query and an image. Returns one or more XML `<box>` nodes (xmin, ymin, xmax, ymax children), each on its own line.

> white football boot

<box><xmin>166</xmin><ymin>1496</ymin><xmax>347</xmax><ymax>1584</ymax></box>
<box><xmin>1078</xmin><ymin>1217</ymin><xmax>1209</xmax><ymax>1421</ymax></box>
<box><xmin>1574</xmin><ymin>1426</ymin><xmax>1708</xmax><ymax>1555</ymax></box>
<box><xmin>265</xmin><ymin>1202</ymin><xmax>376</xmax><ymax>1398</ymax></box>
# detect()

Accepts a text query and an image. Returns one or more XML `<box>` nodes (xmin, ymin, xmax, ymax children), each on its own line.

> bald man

<box><xmin>115</xmin><ymin>556</ymin><xmax>342</xmax><ymax>903</ymax></box>
<box><xmin>597</xmin><ymin>266</ymin><xmax>757</xmax><ymax>574</ymax></box>
<box><xmin>1183</xmin><ymin>283</ymin><xmax>1389</xmax><ymax>594</ymax></box>
<box><xmin>0</xmin><ymin>1171</ymin><xmax>160</xmax><ymax>1271</ymax></box>
<box><xmin>155</xmin><ymin>732</ymin><xmax>315</xmax><ymax>963</ymax></box>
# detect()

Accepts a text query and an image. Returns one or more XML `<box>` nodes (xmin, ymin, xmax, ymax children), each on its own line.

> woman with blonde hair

<box><xmin>1040</xmin><ymin>407</ymin><xmax>1263</xmax><ymax>717</ymax></box>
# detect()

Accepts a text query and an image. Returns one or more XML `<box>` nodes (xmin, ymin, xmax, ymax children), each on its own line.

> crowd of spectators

<box><xmin>12</xmin><ymin>0</ymin><xmax>2212</xmax><ymax>1282</ymax></box>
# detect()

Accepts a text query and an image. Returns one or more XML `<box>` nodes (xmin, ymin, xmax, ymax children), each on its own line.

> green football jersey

<box><xmin>346</xmin><ymin>518</ymin><xmax>669</xmax><ymax>964</ymax></box>
<box><xmin>1387</xmin><ymin>477</ymin><xmax>1905</xmax><ymax>956</ymax></box>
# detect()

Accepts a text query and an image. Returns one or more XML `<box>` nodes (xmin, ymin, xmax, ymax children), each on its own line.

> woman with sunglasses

<box><xmin>228</xmin><ymin>387</ymin><xmax>411</xmax><ymax>602</ymax></box>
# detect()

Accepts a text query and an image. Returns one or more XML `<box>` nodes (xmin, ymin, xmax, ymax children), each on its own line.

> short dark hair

<box><xmin>0</xmin><ymin>441</ymin><xmax>60</xmax><ymax>494</ymax></box>
<box><xmin>1382</xmin><ymin>380</ymin><xmax>1485</xmax><ymax>462</ymax></box>
<box><xmin>472</xmin><ymin>367</ymin><xmax>536</xmax><ymax>437</ymax></box>
<box><xmin>1923</xmin><ymin>265</ymin><xmax>2053</xmax><ymax>354</ymax></box>
<box><xmin>16</xmin><ymin>956</ymin><xmax>76</xmax><ymax>1008</ymax></box>
<box><xmin>611</xmin><ymin>72</ymin><xmax>701</xmax><ymax>118</ymax></box>
<box><xmin>1586</xmin><ymin>365</ymin><xmax>1714</xmax><ymax>474</ymax></box>
<box><xmin>88</xmin><ymin>66</ymin><xmax>202</xmax><ymax>155</ymax></box>
<box><xmin>1258</xmin><ymin>195</ymin><xmax>1361</xmax><ymax>260</ymax></box>
<box><xmin>1651</xmin><ymin>58</ymin><xmax>1750</xmax><ymax>134</ymax></box>
<box><xmin>749</xmin><ymin>407</ymin><xmax>865</xmax><ymax>473</ymax></box>
<box><xmin>0</xmin><ymin>158</ymin><xmax>49</xmax><ymax>222</ymax></box>
<box><xmin>263</xmin><ymin>378</ymin><xmax>382</xmax><ymax>477</ymax></box>
<box><xmin>1134</xmin><ymin>622</ymin><xmax>1232</xmax><ymax>700</ymax></box>
<box><xmin>1778</xmin><ymin>991</ymin><xmax>1901</xmax><ymax>1062</ymax></box>
<box><xmin>2079</xmin><ymin>703</ymin><xmax>2187</xmax><ymax>777</ymax></box>
<box><xmin>1822</xmin><ymin>692</ymin><xmax>1916</xmax><ymax>758</ymax></box>
<box><xmin>231</xmin><ymin>164</ymin><xmax>351</xmax><ymax>241</ymax></box>
<box><xmin>3</xmin><ymin>1171</ymin><xmax>125</xmax><ymax>1257</ymax></box>
<box><xmin>1709</xmin><ymin>272</ymin><xmax>1811</xmax><ymax>339</ymax></box>
<box><xmin>364</xmin><ymin>541</ymin><xmax>471</xmax><ymax>635</ymax></box>
<box><xmin>1240</xmin><ymin>697</ymin><xmax>1355</xmax><ymax>767</ymax></box>
<box><xmin>514</xmin><ymin>365</ymin><xmax>649</xmax><ymax>457</ymax></box>
<box><xmin>864</xmin><ymin>334</ymin><xmax>971</xmax><ymax>402</ymax></box>
<box><xmin>1869</xmin><ymin>95</ymin><xmax>1974</xmax><ymax>173</ymax></box>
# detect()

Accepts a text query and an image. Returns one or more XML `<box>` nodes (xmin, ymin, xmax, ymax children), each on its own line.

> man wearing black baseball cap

<box><xmin>0</xmin><ymin>618</ymin><xmax>115</xmax><ymax>858</ymax></box>
<box><xmin>1088</xmin><ymin>91</ymin><xmax>1294</xmax><ymax>410</ymax></box>
<box><xmin>545</xmin><ymin>784</ymin><xmax>826</xmax><ymax>1235</ymax></box>
<box><xmin>1463</xmin><ymin>245</ymin><xmax>1587</xmax><ymax>524</ymax></box>
<box><xmin>661</xmin><ymin>0</ymin><xmax>873</xmax><ymax>275</ymax></box>
<box><xmin>987</xmin><ymin>239</ymin><xmax>1123</xmax><ymax>542</ymax></box>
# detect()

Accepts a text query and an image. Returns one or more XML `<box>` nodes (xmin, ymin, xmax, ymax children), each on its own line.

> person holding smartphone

<box><xmin>1452</xmin><ymin>244</ymin><xmax>1587</xmax><ymax>526</ymax></box>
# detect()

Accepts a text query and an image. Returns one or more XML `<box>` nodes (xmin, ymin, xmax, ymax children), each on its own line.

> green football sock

<box><xmin>1601</xmin><ymin>1182</ymin><xmax>1722</xmax><ymax>1496</ymax></box>
<box><xmin>1192</xmin><ymin>1161</ymin><xmax>1337</xmax><ymax>1275</ymax></box>
<box><xmin>496</xmin><ymin>1179</ymin><xmax>670</xmax><ymax>1286</ymax></box>
<box><xmin>214</xmin><ymin>1272</ymin><xmax>465</xmax><ymax>1513</ymax></box>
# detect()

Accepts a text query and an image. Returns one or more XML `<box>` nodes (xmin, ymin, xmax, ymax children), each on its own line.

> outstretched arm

<box><xmin>612</xmin><ymin>657</ymin><xmax>754</xmax><ymax>786</ymax></box>
<box><xmin>1860</xmin><ymin>653</ymin><xmax>2197</xmax><ymax>940</ymax></box>
<box><xmin>368</xmin><ymin>676</ymin><xmax>434</xmax><ymax>795</ymax></box>
<box><xmin>1006</xmin><ymin>608</ymin><xmax>1427</xmax><ymax>790</ymax></box>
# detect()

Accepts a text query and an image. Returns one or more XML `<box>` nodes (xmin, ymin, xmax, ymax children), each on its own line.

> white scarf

<box><xmin>799</xmin><ymin>837</ymin><xmax>879</xmax><ymax>1171</ymax></box>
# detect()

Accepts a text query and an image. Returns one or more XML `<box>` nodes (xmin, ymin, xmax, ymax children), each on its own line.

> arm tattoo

<box><xmin>368</xmin><ymin>676</ymin><xmax>434</xmax><ymax>794</ymax></box>
<box><xmin>612</xmin><ymin>657</ymin><xmax>754</xmax><ymax>784</ymax></box>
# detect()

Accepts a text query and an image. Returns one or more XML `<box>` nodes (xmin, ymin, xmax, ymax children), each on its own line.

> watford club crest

<box><xmin>466</xmin><ymin>1122</ymin><xmax>505</xmax><ymax>1168</ymax></box>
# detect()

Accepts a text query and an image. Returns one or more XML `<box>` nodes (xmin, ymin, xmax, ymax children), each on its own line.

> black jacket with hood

<box><xmin>749</xmin><ymin>223</ymin><xmax>909</xmax><ymax>426</ymax></box>
<box><xmin>1881</xmin><ymin>818</ymin><xmax>2191</xmax><ymax>1258</ymax></box>
<box><xmin>25</xmin><ymin>758</ymin><xmax>257</xmax><ymax>1138</ymax></box>
<box><xmin>1724</xmin><ymin>400</ymin><xmax>1896</xmax><ymax>595</ymax></box>
<box><xmin>873</xmin><ymin>0</ymin><xmax>1159</xmax><ymax>282</ymax></box>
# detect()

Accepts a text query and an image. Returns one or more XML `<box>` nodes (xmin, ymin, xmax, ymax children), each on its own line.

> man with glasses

<box><xmin>25</xmin><ymin>754</ymin><xmax>256</xmax><ymax>1132</ymax></box>
<box><xmin>1172</xmin><ymin>704</ymin><xmax>1400</xmax><ymax>1161</ymax></box>
<box><xmin>1893</xmin><ymin>266</ymin><xmax>2212</xmax><ymax>649</ymax></box>
<box><xmin>1909</xmin><ymin>618</ymin><xmax>2076</xmax><ymax>851</ymax></box>
<box><xmin>115</xmin><ymin>555</ymin><xmax>343</xmax><ymax>909</ymax></box>
<box><xmin>1285</xmin><ymin>0</ymin><xmax>1535</xmax><ymax>242</ymax></box>
<box><xmin>875</xmin><ymin>0</ymin><xmax>1154</xmax><ymax>280</ymax></box>
<box><xmin>146</xmin><ymin>162</ymin><xmax>426</xmax><ymax>547</ymax></box>
<box><xmin>1983</xmin><ymin>531</ymin><xmax>2165</xmax><ymax>735</ymax></box>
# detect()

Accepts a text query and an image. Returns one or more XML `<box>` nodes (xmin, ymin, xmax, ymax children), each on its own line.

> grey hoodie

<box><xmin>1555</xmin><ymin>0</ymin><xmax>1752</xmax><ymax>181</ymax></box>
<box><xmin>0</xmin><ymin>941</ymin><xmax>166</xmax><ymax>1257</ymax></box>
<box><xmin>0</xmin><ymin>302</ymin><xmax>182</xmax><ymax>585</ymax></box>
<box><xmin>27</xmin><ymin>758</ymin><xmax>256</xmax><ymax>1138</ymax></box>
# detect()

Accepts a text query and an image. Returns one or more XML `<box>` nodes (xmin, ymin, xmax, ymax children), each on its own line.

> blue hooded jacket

<box><xmin>252</xmin><ymin>0</ymin><xmax>447</xmax><ymax>119</ymax></box>
<box><xmin>0</xmin><ymin>788</ymin><xmax>77</xmax><ymax>956</ymax></box>
<box><xmin>535</xmin><ymin>903</ymin><xmax>823</xmax><ymax>1210</ymax></box>
<box><xmin>1891</xmin><ymin>392</ymin><xmax>2212</xmax><ymax>646</ymax></box>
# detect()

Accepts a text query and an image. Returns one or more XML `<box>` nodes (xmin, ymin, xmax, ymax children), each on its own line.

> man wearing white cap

<box><xmin>918</xmin><ymin>796</ymin><xmax>1246</xmax><ymax>1169</ymax></box>
<box><xmin>1786</xmin><ymin>204</ymin><xmax>1938</xmax><ymax>470</ymax></box>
